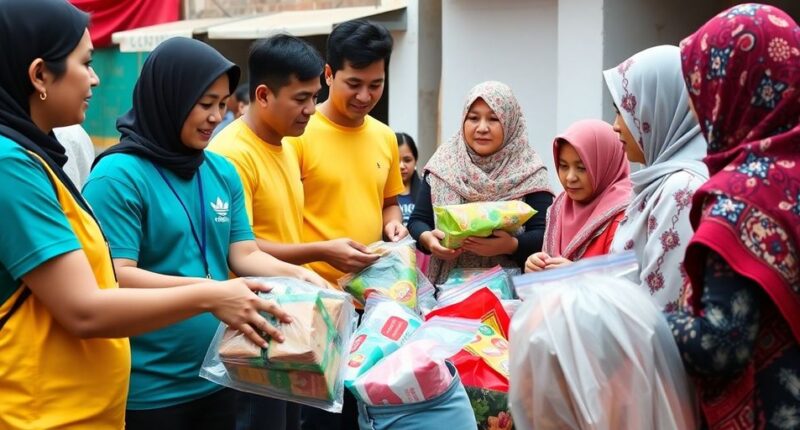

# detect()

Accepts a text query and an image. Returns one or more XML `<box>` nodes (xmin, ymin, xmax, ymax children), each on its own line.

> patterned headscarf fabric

<box><xmin>424</xmin><ymin>81</ymin><xmax>551</xmax><ymax>283</ymax></box>
<box><xmin>680</xmin><ymin>4</ymin><xmax>800</xmax><ymax>428</ymax></box>
<box><xmin>604</xmin><ymin>45</ymin><xmax>709</xmax><ymax>310</ymax></box>
<box><xmin>543</xmin><ymin>119</ymin><xmax>632</xmax><ymax>260</ymax></box>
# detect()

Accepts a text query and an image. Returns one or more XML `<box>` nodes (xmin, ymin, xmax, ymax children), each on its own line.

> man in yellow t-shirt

<box><xmin>211</xmin><ymin>35</ymin><xmax>382</xmax><ymax>282</ymax></box>
<box><xmin>209</xmin><ymin>34</ymin><xmax>387</xmax><ymax>430</ymax></box>
<box><xmin>287</xmin><ymin>19</ymin><xmax>408</xmax><ymax>290</ymax></box>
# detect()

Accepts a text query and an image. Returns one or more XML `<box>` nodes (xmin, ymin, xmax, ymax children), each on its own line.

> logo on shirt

<box><xmin>210</xmin><ymin>197</ymin><xmax>230</xmax><ymax>223</ymax></box>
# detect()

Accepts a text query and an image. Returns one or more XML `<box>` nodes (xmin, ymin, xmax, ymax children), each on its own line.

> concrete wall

<box><xmin>388</xmin><ymin>0</ymin><xmax>441</xmax><ymax>165</ymax></box>
<box><xmin>601</xmin><ymin>0</ymin><xmax>800</xmax><ymax>123</ymax></box>
<box><xmin>440</xmin><ymin>0</ymin><xmax>558</xmax><ymax>185</ymax></box>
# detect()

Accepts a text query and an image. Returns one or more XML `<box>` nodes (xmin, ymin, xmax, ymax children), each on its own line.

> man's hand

<box><xmin>322</xmin><ymin>238</ymin><xmax>380</xmax><ymax>273</ymax></box>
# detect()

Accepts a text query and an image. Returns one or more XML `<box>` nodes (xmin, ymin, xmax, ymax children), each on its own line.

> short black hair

<box><xmin>327</xmin><ymin>19</ymin><xmax>393</xmax><ymax>74</ymax></box>
<box><xmin>234</xmin><ymin>83</ymin><xmax>249</xmax><ymax>104</ymax></box>
<box><xmin>248</xmin><ymin>34</ymin><xmax>324</xmax><ymax>99</ymax></box>
<box><xmin>396</xmin><ymin>132</ymin><xmax>418</xmax><ymax>160</ymax></box>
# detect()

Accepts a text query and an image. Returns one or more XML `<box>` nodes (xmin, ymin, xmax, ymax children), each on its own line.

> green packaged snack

<box><xmin>338</xmin><ymin>239</ymin><xmax>417</xmax><ymax>309</ymax></box>
<box><xmin>433</xmin><ymin>201</ymin><xmax>536</xmax><ymax>249</ymax></box>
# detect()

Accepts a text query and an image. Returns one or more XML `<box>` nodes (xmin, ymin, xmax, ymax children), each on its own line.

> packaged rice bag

<box><xmin>351</xmin><ymin>317</ymin><xmax>480</xmax><ymax>405</ymax></box>
<box><xmin>433</xmin><ymin>201</ymin><xmax>535</xmax><ymax>249</ymax></box>
<box><xmin>343</xmin><ymin>295</ymin><xmax>423</xmax><ymax>388</ymax></box>
<box><xmin>338</xmin><ymin>238</ymin><xmax>417</xmax><ymax>309</ymax></box>
<box><xmin>200</xmin><ymin>277</ymin><xmax>357</xmax><ymax>412</ymax></box>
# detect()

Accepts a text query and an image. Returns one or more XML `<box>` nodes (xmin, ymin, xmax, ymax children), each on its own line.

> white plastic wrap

<box><xmin>509</xmin><ymin>252</ymin><xmax>698</xmax><ymax>430</ymax></box>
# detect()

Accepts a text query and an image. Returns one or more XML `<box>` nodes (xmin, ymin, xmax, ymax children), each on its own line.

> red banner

<box><xmin>70</xmin><ymin>0</ymin><xmax>180</xmax><ymax>48</ymax></box>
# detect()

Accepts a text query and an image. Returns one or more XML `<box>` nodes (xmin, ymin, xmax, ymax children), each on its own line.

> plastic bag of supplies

<box><xmin>508</xmin><ymin>252</ymin><xmax>698</xmax><ymax>430</ymax></box>
<box><xmin>200</xmin><ymin>277</ymin><xmax>357</xmax><ymax>412</ymax></box>
<box><xmin>338</xmin><ymin>238</ymin><xmax>418</xmax><ymax>309</ymax></box>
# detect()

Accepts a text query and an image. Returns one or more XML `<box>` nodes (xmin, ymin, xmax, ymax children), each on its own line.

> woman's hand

<box><xmin>211</xmin><ymin>278</ymin><xmax>293</xmax><ymax>348</ymax></box>
<box><xmin>420</xmin><ymin>229</ymin><xmax>463</xmax><ymax>261</ymax></box>
<box><xmin>525</xmin><ymin>252</ymin><xmax>549</xmax><ymax>272</ymax></box>
<box><xmin>544</xmin><ymin>256</ymin><xmax>572</xmax><ymax>270</ymax></box>
<box><xmin>294</xmin><ymin>266</ymin><xmax>329</xmax><ymax>289</ymax></box>
<box><xmin>461</xmin><ymin>230</ymin><xmax>518</xmax><ymax>257</ymax></box>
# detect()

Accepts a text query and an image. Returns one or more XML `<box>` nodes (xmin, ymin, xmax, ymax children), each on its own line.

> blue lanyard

<box><xmin>154</xmin><ymin>165</ymin><xmax>211</xmax><ymax>279</ymax></box>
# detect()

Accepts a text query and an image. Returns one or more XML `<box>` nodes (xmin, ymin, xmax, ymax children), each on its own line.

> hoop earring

<box><xmin>39</xmin><ymin>92</ymin><xmax>47</xmax><ymax>101</ymax></box>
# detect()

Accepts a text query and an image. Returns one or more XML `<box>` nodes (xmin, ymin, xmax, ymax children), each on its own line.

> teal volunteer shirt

<box><xmin>83</xmin><ymin>152</ymin><xmax>253</xmax><ymax>410</ymax></box>
<box><xmin>0</xmin><ymin>135</ymin><xmax>81</xmax><ymax>304</ymax></box>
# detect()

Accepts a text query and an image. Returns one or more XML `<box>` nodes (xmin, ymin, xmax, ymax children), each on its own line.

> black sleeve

<box><xmin>510</xmin><ymin>191</ymin><xmax>553</xmax><ymax>267</ymax></box>
<box><xmin>666</xmin><ymin>250</ymin><xmax>761</xmax><ymax>377</ymax></box>
<box><xmin>408</xmin><ymin>174</ymin><xmax>434</xmax><ymax>253</ymax></box>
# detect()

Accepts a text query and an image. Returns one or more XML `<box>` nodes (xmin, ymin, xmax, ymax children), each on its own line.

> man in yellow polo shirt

<box><xmin>285</xmin><ymin>19</ymin><xmax>407</xmax><ymax>430</ymax></box>
<box><xmin>210</xmin><ymin>34</ymin><xmax>381</xmax><ymax>430</ymax></box>
<box><xmin>211</xmin><ymin>35</ymin><xmax>382</xmax><ymax>279</ymax></box>
<box><xmin>287</xmin><ymin>19</ymin><xmax>408</xmax><ymax>290</ymax></box>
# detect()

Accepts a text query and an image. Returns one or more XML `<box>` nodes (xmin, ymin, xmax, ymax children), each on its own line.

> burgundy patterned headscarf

<box><xmin>680</xmin><ymin>3</ymin><xmax>800</xmax><ymax>427</ymax></box>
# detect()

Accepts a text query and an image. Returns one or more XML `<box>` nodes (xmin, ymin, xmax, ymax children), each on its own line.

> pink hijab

<box><xmin>543</xmin><ymin>119</ymin><xmax>632</xmax><ymax>260</ymax></box>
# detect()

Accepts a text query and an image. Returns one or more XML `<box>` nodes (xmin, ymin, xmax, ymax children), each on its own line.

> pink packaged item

<box><xmin>355</xmin><ymin>339</ymin><xmax>452</xmax><ymax>405</ymax></box>
<box><xmin>350</xmin><ymin>317</ymin><xmax>480</xmax><ymax>406</ymax></box>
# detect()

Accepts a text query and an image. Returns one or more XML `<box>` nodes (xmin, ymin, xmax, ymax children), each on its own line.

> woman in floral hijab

<box><xmin>408</xmin><ymin>81</ymin><xmax>553</xmax><ymax>284</ymax></box>
<box><xmin>667</xmin><ymin>4</ymin><xmax>800</xmax><ymax>429</ymax></box>
<box><xmin>603</xmin><ymin>45</ymin><xmax>709</xmax><ymax>311</ymax></box>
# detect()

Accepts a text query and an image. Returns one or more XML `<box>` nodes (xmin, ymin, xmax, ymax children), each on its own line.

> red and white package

<box><xmin>350</xmin><ymin>317</ymin><xmax>480</xmax><ymax>406</ymax></box>
<box><xmin>355</xmin><ymin>339</ymin><xmax>452</xmax><ymax>405</ymax></box>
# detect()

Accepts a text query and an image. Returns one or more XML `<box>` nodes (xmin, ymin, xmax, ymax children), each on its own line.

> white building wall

<box><xmin>440</xmin><ymin>0</ymin><xmax>559</xmax><ymax>186</ymax></box>
<box><xmin>388</xmin><ymin>1</ymin><xmax>420</xmax><ymax>148</ymax></box>
<box><xmin>387</xmin><ymin>0</ymin><xmax>442</xmax><ymax>166</ymax></box>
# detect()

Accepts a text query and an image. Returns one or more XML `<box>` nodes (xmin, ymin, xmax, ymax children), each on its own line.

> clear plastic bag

<box><xmin>438</xmin><ymin>265</ymin><xmax>517</xmax><ymax>302</ymax></box>
<box><xmin>199</xmin><ymin>277</ymin><xmax>357</xmax><ymax>412</ymax></box>
<box><xmin>417</xmin><ymin>271</ymin><xmax>437</xmax><ymax>317</ymax></box>
<box><xmin>350</xmin><ymin>316</ymin><xmax>481</xmax><ymax>405</ymax></box>
<box><xmin>508</xmin><ymin>252</ymin><xmax>698</xmax><ymax>429</ymax></box>
<box><xmin>337</xmin><ymin>237</ymin><xmax>418</xmax><ymax>309</ymax></box>
<box><xmin>343</xmin><ymin>295</ymin><xmax>423</xmax><ymax>389</ymax></box>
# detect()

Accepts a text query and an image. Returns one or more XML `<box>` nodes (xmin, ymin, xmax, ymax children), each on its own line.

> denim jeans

<box><xmin>356</xmin><ymin>362</ymin><xmax>477</xmax><ymax>430</ymax></box>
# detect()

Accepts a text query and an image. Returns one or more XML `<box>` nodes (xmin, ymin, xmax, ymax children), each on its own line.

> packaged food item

<box><xmin>427</xmin><ymin>287</ymin><xmax>513</xmax><ymax>428</ymax></box>
<box><xmin>463</xmin><ymin>323</ymin><xmax>510</xmax><ymax>379</ymax></box>
<box><xmin>438</xmin><ymin>265</ymin><xmax>516</xmax><ymax>301</ymax></box>
<box><xmin>509</xmin><ymin>252</ymin><xmax>698</xmax><ymax>430</ymax></box>
<box><xmin>433</xmin><ymin>201</ymin><xmax>535</xmax><ymax>249</ymax></box>
<box><xmin>350</xmin><ymin>317</ymin><xmax>480</xmax><ymax>406</ymax></box>
<box><xmin>338</xmin><ymin>238</ymin><xmax>417</xmax><ymax>309</ymax></box>
<box><xmin>343</xmin><ymin>295</ymin><xmax>423</xmax><ymax>388</ymax></box>
<box><xmin>355</xmin><ymin>339</ymin><xmax>452</xmax><ymax>405</ymax></box>
<box><xmin>200</xmin><ymin>277</ymin><xmax>357</xmax><ymax>412</ymax></box>
<box><xmin>264</xmin><ymin>293</ymin><xmax>333</xmax><ymax>372</ymax></box>
<box><xmin>356</xmin><ymin>361</ymin><xmax>478</xmax><ymax>430</ymax></box>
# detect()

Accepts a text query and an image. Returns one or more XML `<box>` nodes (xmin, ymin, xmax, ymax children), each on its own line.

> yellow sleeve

<box><xmin>285</xmin><ymin>136</ymin><xmax>305</xmax><ymax>179</ymax></box>
<box><xmin>213</xmin><ymin>148</ymin><xmax>256</xmax><ymax>226</ymax></box>
<box><xmin>383</xmin><ymin>131</ymin><xmax>404</xmax><ymax>199</ymax></box>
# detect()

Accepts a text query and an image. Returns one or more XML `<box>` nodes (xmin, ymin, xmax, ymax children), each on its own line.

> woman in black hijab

<box><xmin>0</xmin><ymin>2</ymin><xmax>294</xmax><ymax>429</ymax></box>
<box><xmin>84</xmin><ymin>37</ymin><xmax>325</xmax><ymax>429</ymax></box>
